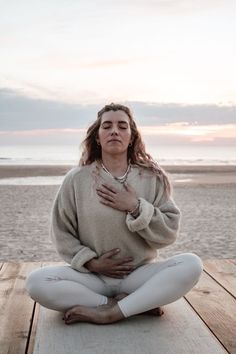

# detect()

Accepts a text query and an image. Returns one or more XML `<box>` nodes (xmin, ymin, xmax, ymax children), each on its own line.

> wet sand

<box><xmin>0</xmin><ymin>165</ymin><xmax>235</xmax><ymax>262</ymax></box>
<box><xmin>1</xmin><ymin>164</ymin><xmax>236</xmax><ymax>180</ymax></box>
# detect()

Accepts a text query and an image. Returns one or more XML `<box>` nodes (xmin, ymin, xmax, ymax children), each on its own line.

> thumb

<box><xmin>101</xmin><ymin>248</ymin><xmax>120</xmax><ymax>259</ymax></box>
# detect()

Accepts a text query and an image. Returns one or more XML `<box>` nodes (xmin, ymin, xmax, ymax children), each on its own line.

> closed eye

<box><xmin>101</xmin><ymin>123</ymin><xmax>128</xmax><ymax>129</ymax></box>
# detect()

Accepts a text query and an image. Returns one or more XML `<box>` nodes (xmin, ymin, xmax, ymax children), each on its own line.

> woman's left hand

<box><xmin>96</xmin><ymin>182</ymin><xmax>139</xmax><ymax>212</ymax></box>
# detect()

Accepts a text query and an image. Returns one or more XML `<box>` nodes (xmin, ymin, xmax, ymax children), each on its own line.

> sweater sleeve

<box><xmin>125</xmin><ymin>176</ymin><xmax>181</xmax><ymax>249</ymax></box>
<box><xmin>50</xmin><ymin>169</ymin><xmax>97</xmax><ymax>273</ymax></box>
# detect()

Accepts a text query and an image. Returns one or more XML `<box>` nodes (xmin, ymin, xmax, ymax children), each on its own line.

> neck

<box><xmin>100</xmin><ymin>153</ymin><xmax>129</xmax><ymax>177</ymax></box>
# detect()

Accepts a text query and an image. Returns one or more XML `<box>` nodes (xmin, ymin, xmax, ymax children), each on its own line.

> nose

<box><xmin>111</xmin><ymin>125</ymin><xmax>119</xmax><ymax>135</ymax></box>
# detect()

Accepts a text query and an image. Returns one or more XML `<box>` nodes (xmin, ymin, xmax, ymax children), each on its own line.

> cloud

<box><xmin>0</xmin><ymin>128</ymin><xmax>86</xmax><ymax>136</ymax></box>
<box><xmin>140</xmin><ymin>122</ymin><xmax>236</xmax><ymax>136</ymax></box>
<box><xmin>0</xmin><ymin>88</ymin><xmax>99</xmax><ymax>131</ymax></box>
<box><xmin>1</xmin><ymin>122</ymin><xmax>236</xmax><ymax>147</ymax></box>
<box><xmin>131</xmin><ymin>101</ymin><xmax>236</xmax><ymax>125</ymax></box>
<box><xmin>1</xmin><ymin>88</ymin><xmax>236</xmax><ymax>133</ymax></box>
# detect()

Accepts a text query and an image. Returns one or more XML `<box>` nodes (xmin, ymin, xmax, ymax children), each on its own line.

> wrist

<box><xmin>127</xmin><ymin>199</ymin><xmax>140</xmax><ymax>217</ymax></box>
<box><xmin>84</xmin><ymin>258</ymin><xmax>97</xmax><ymax>272</ymax></box>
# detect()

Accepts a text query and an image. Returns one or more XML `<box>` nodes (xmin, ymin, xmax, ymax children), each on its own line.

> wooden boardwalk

<box><xmin>0</xmin><ymin>260</ymin><xmax>235</xmax><ymax>354</ymax></box>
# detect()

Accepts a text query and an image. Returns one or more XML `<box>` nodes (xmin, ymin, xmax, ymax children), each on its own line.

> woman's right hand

<box><xmin>84</xmin><ymin>248</ymin><xmax>134</xmax><ymax>278</ymax></box>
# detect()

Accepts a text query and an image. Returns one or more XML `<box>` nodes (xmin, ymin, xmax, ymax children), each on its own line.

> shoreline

<box><xmin>0</xmin><ymin>164</ymin><xmax>236</xmax><ymax>177</ymax></box>
<box><xmin>0</xmin><ymin>164</ymin><xmax>236</xmax><ymax>185</ymax></box>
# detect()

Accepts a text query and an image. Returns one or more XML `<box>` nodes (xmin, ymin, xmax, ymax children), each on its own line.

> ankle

<box><xmin>107</xmin><ymin>297</ymin><xmax>118</xmax><ymax>306</ymax></box>
<box><xmin>111</xmin><ymin>304</ymin><xmax>125</xmax><ymax>320</ymax></box>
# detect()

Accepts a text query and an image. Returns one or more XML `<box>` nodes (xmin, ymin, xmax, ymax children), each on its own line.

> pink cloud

<box><xmin>0</xmin><ymin>128</ymin><xmax>86</xmax><ymax>136</ymax></box>
<box><xmin>1</xmin><ymin>124</ymin><xmax>236</xmax><ymax>145</ymax></box>
<box><xmin>140</xmin><ymin>123</ymin><xmax>236</xmax><ymax>141</ymax></box>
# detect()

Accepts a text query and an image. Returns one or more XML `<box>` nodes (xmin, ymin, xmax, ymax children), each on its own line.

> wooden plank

<box><xmin>203</xmin><ymin>259</ymin><xmax>236</xmax><ymax>297</ymax></box>
<box><xmin>26</xmin><ymin>261</ymin><xmax>66</xmax><ymax>354</ymax></box>
<box><xmin>185</xmin><ymin>269</ymin><xmax>236</xmax><ymax>353</ymax></box>
<box><xmin>33</xmin><ymin>297</ymin><xmax>226</xmax><ymax>354</ymax></box>
<box><xmin>0</xmin><ymin>262</ymin><xmax>41</xmax><ymax>354</ymax></box>
<box><xmin>0</xmin><ymin>260</ymin><xmax>233</xmax><ymax>353</ymax></box>
<box><xmin>26</xmin><ymin>302</ymin><xmax>41</xmax><ymax>354</ymax></box>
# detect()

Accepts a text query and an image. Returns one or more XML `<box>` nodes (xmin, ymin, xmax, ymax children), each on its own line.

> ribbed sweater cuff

<box><xmin>71</xmin><ymin>248</ymin><xmax>97</xmax><ymax>273</ymax></box>
<box><xmin>126</xmin><ymin>197</ymin><xmax>154</xmax><ymax>232</ymax></box>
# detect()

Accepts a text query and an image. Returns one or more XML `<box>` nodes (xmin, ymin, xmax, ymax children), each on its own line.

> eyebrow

<box><xmin>101</xmin><ymin>120</ymin><xmax>128</xmax><ymax>124</ymax></box>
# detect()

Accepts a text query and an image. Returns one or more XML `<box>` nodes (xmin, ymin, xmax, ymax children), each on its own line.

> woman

<box><xmin>25</xmin><ymin>103</ymin><xmax>203</xmax><ymax>325</ymax></box>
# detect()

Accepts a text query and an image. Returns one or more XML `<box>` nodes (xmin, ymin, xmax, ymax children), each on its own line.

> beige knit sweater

<box><xmin>50</xmin><ymin>161</ymin><xmax>181</xmax><ymax>273</ymax></box>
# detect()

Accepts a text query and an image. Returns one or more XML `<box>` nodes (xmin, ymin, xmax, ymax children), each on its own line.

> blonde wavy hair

<box><xmin>79</xmin><ymin>103</ymin><xmax>172</xmax><ymax>197</ymax></box>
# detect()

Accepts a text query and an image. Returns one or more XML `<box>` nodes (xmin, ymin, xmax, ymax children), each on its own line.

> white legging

<box><xmin>25</xmin><ymin>253</ymin><xmax>203</xmax><ymax>318</ymax></box>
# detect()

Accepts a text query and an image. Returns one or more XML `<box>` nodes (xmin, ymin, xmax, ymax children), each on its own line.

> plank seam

<box><xmin>25</xmin><ymin>301</ymin><xmax>37</xmax><ymax>354</ymax></box>
<box><xmin>183</xmin><ymin>294</ymin><xmax>230</xmax><ymax>353</ymax></box>
<box><xmin>203</xmin><ymin>268</ymin><xmax>236</xmax><ymax>300</ymax></box>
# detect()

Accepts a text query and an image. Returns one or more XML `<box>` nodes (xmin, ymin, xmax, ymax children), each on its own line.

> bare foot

<box><xmin>145</xmin><ymin>307</ymin><xmax>164</xmax><ymax>316</ymax></box>
<box><xmin>114</xmin><ymin>292</ymin><xmax>164</xmax><ymax>317</ymax></box>
<box><xmin>62</xmin><ymin>297</ymin><xmax>117</xmax><ymax>321</ymax></box>
<box><xmin>114</xmin><ymin>292</ymin><xmax>129</xmax><ymax>301</ymax></box>
<box><xmin>107</xmin><ymin>297</ymin><xmax>118</xmax><ymax>306</ymax></box>
<box><xmin>63</xmin><ymin>303</ymin><xmax>124</xmax><ymax>325</ymax></box>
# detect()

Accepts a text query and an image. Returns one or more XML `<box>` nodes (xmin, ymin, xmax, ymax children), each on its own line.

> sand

<box><xmin>0</xmin><ymin>165</ymin><xmax>235</xmax><ymax>262</ymax></box>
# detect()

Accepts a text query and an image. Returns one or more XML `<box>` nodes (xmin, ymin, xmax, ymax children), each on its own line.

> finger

<box><xmin>104</xmin><ymin>273</ymin><xmax>124</xmax><ymax>279</ymax></box>
<box><xmin>116</xmin><ymin>270</ymin><xmax>133</xmax><ymax>275</ymax></box>
<box><xmin>101</xmin><ymin>183</ymin><xmax>118</xmax><ymax>194</ymax></box>
<box><xmin>114</xmin><ymin>257</ymin><xmax>133</xmax><ymax>265</ymax></box>
<box><xmin>97</xmin><ymin>186</ymin><xmax>117</xmax><ymax>197</ymax></box>
<box><xmin>97</xmin><ymin>190</ymin><xmax>115</xmax><ymax>202</ymax></box>
<box><xmin>101</xmin><ymin>248</ymin><xmax>120</xmax><ymax>259</ymax></box>
<box><xmin>107</xmin><ymin>272</ymin><xmax>131</xmax><ymax>278</ymax></box>
<box><xmin>98</xmin><ymin>196</ymin><xmax>113</xmax><ymax>204</ymax></box>
<box><xmin>114</xmin><ymin>265</ymin><xmax>134</xmax><ymax>271</ymax></box>
<box><xmin>109</xmin><ymin>271</ymin><xmax>132</xmax><ymax>278</ymax></box>
<box><xmin>99</xmin><ymin>199</ymin><xmax>116</xmax><ymax>208</ymax></box>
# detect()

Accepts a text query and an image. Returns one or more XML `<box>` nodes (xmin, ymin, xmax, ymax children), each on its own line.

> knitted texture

<box><xmin>50</xmin><ymin>161</ymin><xmax>181</xmax><ymax>273</ymax></box>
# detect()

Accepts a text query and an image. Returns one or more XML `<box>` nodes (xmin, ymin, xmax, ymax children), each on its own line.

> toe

<box><xmin>64</xmin><ymin>312</ymin><xmax>72</xmax><ymax>321</ymax></box>
<box><xmin>156</xmin><ymin>308</ymin><xmax>164</xmax><ymax>316</ymax></box>
<box><xmin>64</xmin><ymin>316</ymin><xmax>75</xmax><ymax>325</ymax></box>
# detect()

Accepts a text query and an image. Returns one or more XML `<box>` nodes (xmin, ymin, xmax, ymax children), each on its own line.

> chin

<box><xmin>104</xmin><ymin>147</ymin><xmax>127</xmax><ymax>155</ymax></box>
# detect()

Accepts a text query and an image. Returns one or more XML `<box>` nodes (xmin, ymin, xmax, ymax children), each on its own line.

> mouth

<box><xmin>108</xmin><ymin>139</ymin><xmax>121</xmax><ymax>143</ymax></box>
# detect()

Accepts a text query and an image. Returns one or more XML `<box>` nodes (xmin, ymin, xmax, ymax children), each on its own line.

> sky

<box><xmin>0</xmin><ymin>0</ymin><xmax>236</xmax><ymax>147</ymax></box>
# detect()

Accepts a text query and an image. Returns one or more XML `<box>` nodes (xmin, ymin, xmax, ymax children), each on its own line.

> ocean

<box><xmin>0</xmin><ymin>144</ymin><xmax>235</xmax><ymax>166</ymax></box>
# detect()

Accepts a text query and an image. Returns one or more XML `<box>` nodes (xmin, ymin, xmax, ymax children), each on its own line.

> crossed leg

<box><xmin>63</xmin><ymin>253</ymin><xmax>203</xmax><ymax>324</ymax></box>
<box><xmin>25</xmin><ymin>265</ymin><xmax>112</xmax><ymax>312</ymax></box>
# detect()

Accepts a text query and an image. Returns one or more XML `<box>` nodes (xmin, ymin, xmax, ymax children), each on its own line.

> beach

<box><xmin>1</xmin><ymin>164</ymin><xmax>235</xmax><ymax>262</ymax></box>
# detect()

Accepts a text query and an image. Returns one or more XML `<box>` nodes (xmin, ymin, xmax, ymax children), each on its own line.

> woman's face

<box><xmin>97</xmin><ymin>110</ymin><xmax>132</xmax><ymax>156</ymax></box>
